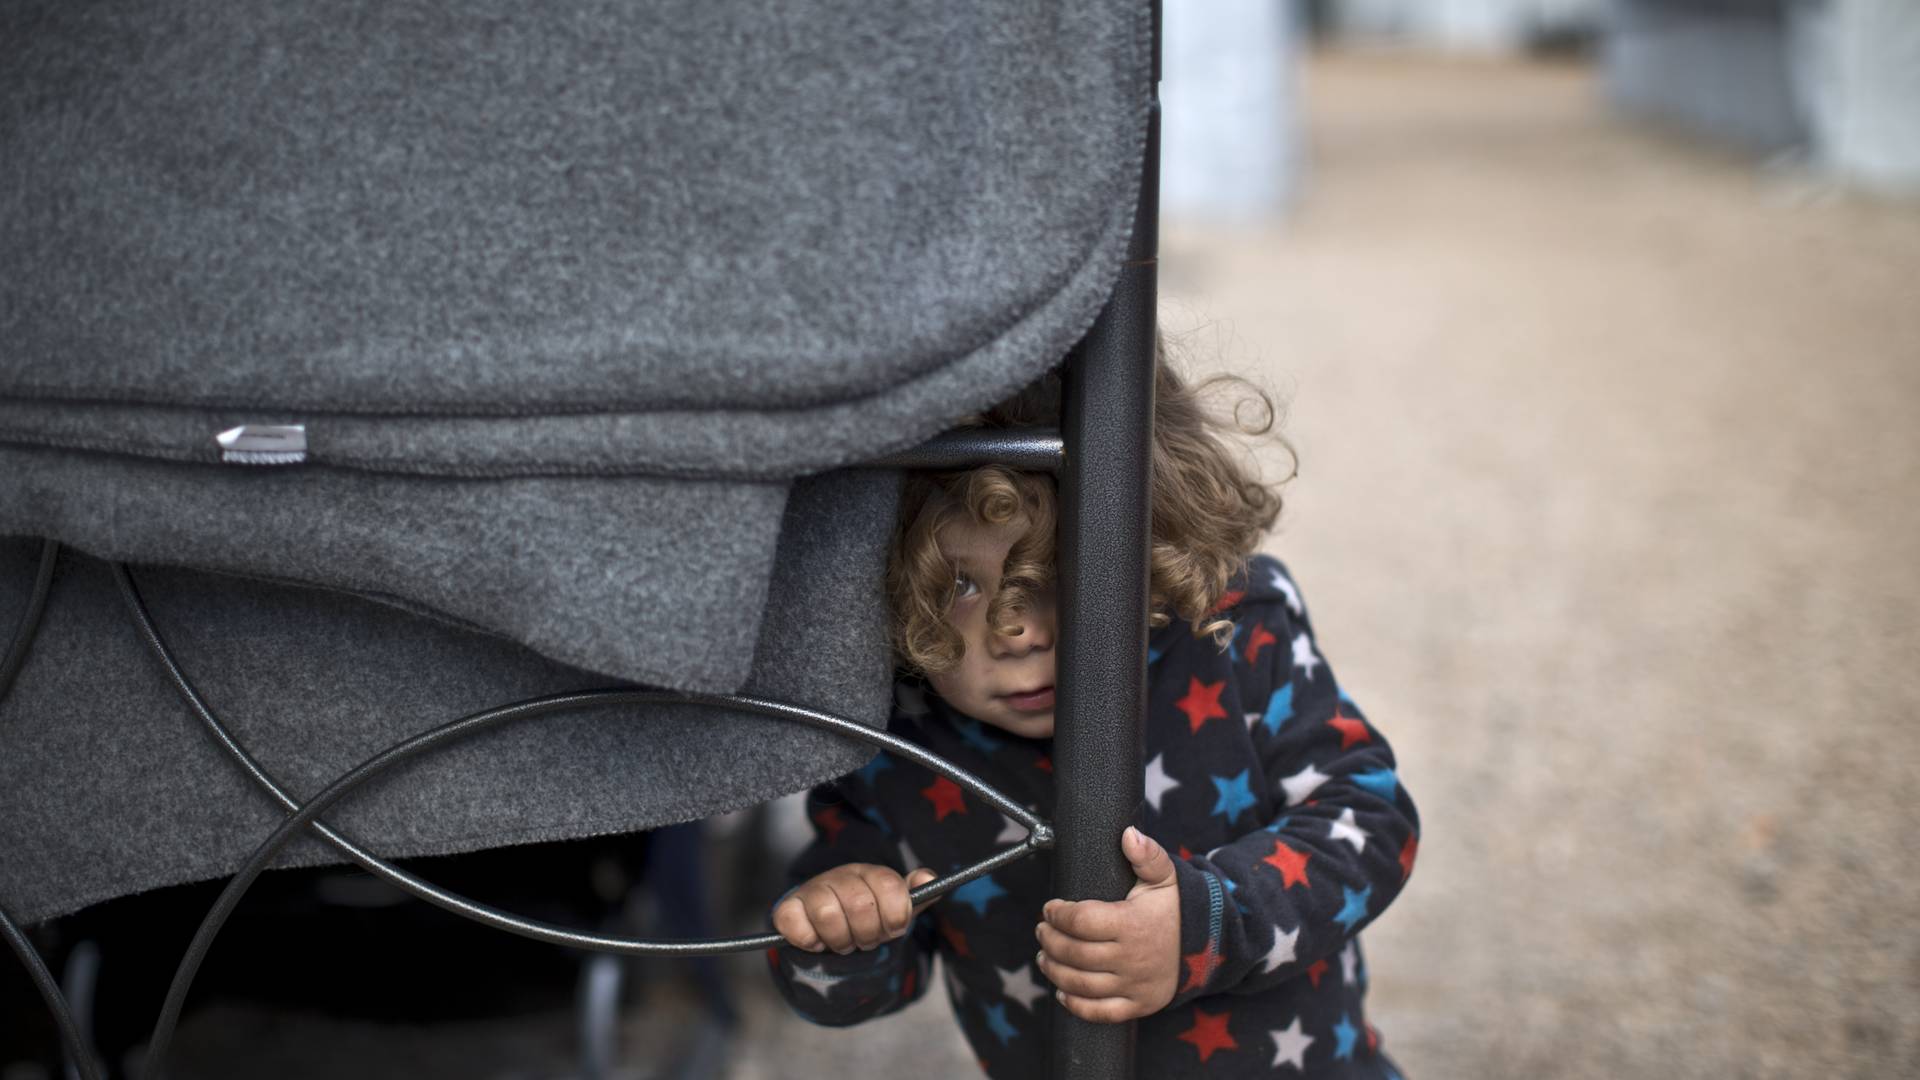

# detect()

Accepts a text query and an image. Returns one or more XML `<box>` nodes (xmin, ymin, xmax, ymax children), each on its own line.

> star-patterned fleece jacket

<box><xmin>768</xmin><ymin>556</ymin><xmax>1419</xmax><ymax>1078</ymax></box>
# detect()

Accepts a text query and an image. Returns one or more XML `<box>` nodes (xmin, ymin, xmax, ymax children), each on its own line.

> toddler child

<box><xmin>768</xmin><ymin>357</ymin><xmax>1419</xmax><ymax>1078</ymax></box>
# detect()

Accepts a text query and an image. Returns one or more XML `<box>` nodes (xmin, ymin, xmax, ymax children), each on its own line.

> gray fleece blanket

<box><xmin>0</xmin><ymin>0</ymin><xmax>1150</xmax><ymax>920</ymax></box>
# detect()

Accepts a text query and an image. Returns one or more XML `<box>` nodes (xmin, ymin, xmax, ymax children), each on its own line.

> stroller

<box><xmin>1</xmin><ymin>2</ymin><xmax>1162</xmax><ymax>1076</ymax></box>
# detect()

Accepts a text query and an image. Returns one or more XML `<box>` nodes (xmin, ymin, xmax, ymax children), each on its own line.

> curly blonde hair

<box><xmin>888</xmin><ymin>341</ymin><xmax>1292</xmax><ymax>675</ymax></box>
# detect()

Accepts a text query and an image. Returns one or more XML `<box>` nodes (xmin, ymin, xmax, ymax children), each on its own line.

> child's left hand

<box><xmin>1034</xmin><ymin>825</ymin><xmax>1181</xmax><ymax>1023</ymax></box>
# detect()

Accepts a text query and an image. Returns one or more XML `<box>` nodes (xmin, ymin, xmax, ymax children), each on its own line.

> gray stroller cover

<box><xmin>0</xmin><ymin>0</ymin><xmax>1151</xmax><ymax>921</ymax></box>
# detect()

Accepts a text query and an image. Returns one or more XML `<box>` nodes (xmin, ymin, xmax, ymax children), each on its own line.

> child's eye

<box><xmin>951</xmin><ymin>573</ymin><xmax>980</xmax><ymax>602</ymax></box>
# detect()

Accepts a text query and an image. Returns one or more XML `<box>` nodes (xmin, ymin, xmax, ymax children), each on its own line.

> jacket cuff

<box><xmin>1166</xmin><ymin>856</ymin><xmax>1229</xmax><ymax>1008</ymax></box>
<box><xmin>769</xmin><ymin>940</ymin><xmax>912</xmax><ymax>1022</ymax></box>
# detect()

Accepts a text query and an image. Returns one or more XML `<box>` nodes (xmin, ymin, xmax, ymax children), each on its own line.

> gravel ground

<box><xmin>79</xmin><ymin>48</ymin><xmax>1920</xmax><ymax>1080</ymax></box>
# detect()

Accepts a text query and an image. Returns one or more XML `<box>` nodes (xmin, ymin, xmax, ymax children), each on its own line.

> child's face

<box><xmin>926</xmin><ymin>514</ymin><xmax>1058</xmax><ymax>739</ymax></box>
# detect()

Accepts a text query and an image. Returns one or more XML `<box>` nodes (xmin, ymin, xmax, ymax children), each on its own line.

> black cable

<box><xmin>140</xmin><ymin>683</ymin><xmax>1053</xmax><ymax>1077</ymax></box>
<box><xmin>0</xmin><ymin>540</ymin><xmax>102</xmax><ymax>1080</ymax></box>
<box><xmin>0</xmin><ymin>538</ymin><xmax>57</xmax><ymax>695</ymax></box>
<box><xmin>118</xmin><ymin>562</ymin><xmax>1052</xmax><ymax>1077</ymax></box>
<box><xmin>115</xmin><ymin>566</ymin><xmax>1048</xmax><ymax>953</ymax></box>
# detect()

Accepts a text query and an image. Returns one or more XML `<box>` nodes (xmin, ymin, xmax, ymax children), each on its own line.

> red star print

<box><xmin>1367</xmin><ymin>1023</ymin><xmax>1380</xmax><ymax>1052</ymax></box>
<box><xmin>1306</xmin><ymin>958</ymin><xmax>1329</xmax><ymax>987</ymax></box>
<box><xmin>1399</xmin><ymin>834</ymin><xmax>1419</xmax><ymax>880</ymax></box>
<box><xmin>1034</xmin><ymin>754</ymin><xmax>1053</xmax><ymax>773</ymax></box>
<box><xmin>1244</xmin><ymin>622</ymin><xmax>1277</xmax><ymax>664</ymax></box>
<box><xmin>1261</xmin><ymin>839</ymin><xmax>1311</xmax><ymax>889</ymax></box>
<box><xmin>1176</xmin><ymin>677</ymin><xmax>1229</xmax><ymax>733</ymax></box>
<box><xmin>764</xmin><ymin>947</ymin><xmax>780</xmax><ymax>967</ymax></box>
<box><xmin>812</xmin><ymin>805</ymin><xmax>847</xmax><ymax>844</ymax></box>
<box><xmin>938</xmin><ymin>918</ymin><xmax>971</xmax><ymax>958</ymax></box>
<box><xmin>921</xmin><ymin>776</ymin><xmax>968</xmax><ymax>821</ymax></box>
<box><xmin>902</xmin><ymin>969</ymin><xmax>917</xmax><ymax>1000</ymax></box>
<box><xmin>1182</xmin><ymin>943</ymin><xmax>1222</xmax><ymax>992</ymax></box>
<box><xmin>1210</xmin><ymin>589</ymin><xmax>1245</xmax><ymax>613</ymax></box>
<box><xmin>1177</xmin><ymin>845</ymin><xmax>1193</xmax><ymax>861</ymax></box>
<box><xmin>1176</xmin><ymin>1007</ymin><xmax>1239</xmax><ymax>1063</ymax></box>
<box><xmin>1327</xmin><ymin>712</ymin><xmax>1372</xmax><ymax>748</ymax></box>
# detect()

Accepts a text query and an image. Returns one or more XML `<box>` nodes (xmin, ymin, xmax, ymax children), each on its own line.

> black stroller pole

<box><xmin>1050</xmin><ymin>3</ymin><xmax>1160</xmax><ymax>1074</ymax></box>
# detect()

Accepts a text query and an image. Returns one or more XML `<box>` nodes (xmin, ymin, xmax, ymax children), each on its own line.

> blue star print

<box><xmin>1334</xmin><ymin>885</ymin><xmax>1373</xmax><ymax>932</ymax></box>
<box><xmin>953</xmin><ymin>717</ymin><xmax>1003</xmax><ymax>756</ymax></box>
<box><xmin>983</xmin><ymin>1002</ymin><xmax>1018</xmax><ymax>1046</ymax></box>
<box><xmin>1351</xmin><ymin>767</ymin><xmax>1399</xmax><ymax>801</ymax></box>
<box><xmin>1221</xmin><ymin>875</ymin><xmax>1250</xmax><ymax>915</ymax></box>
<box><xmin>1210</xmin><ymin>769</ymin><xmax>1258</xmax><ymax>827</ymax></box>
<box><xmin>856</xmin><ymin>751</ymin><xmax>893</xmax><ymax>787</ymax></box>
<box><xmin>1333</xmin><ymin>1013</ymin><xmax>1359</xmax><ymax>1060</ymax></box>
<box><xmin>952</xmin><ymin>874</ymin><xmax>1009</xmax><ymax>918</ymax></box>
<box><xmin>1261</xmin><ymin>683</ymin><xmax>1294</xmax><ymax>737</ymax></box>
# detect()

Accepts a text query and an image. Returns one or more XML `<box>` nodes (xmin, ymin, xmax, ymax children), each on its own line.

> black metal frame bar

<box><xmin>1050</xmin><ymin>64</ymin><xmax>1160</xmax><ymax>1080</ymax></box>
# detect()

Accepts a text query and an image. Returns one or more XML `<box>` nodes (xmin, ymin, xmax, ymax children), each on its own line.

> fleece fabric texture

<box><xmin>0</xmin><ymin>468</ymin><xmax>895</xmax><ymax>923</ymax></box>
<box><xmin>768</xmin><ymin>558</ymin><xmax>1420</xmax><ymax>1078</ymax></box>
<box><xmin>0</xmin><ymin>0</ymin><xmax>1149</xmax><ymax>683</ymax></box>
<box><xmin>0</xmin><ymin>1</ymin><xmax>1150</xmax><ymax>915</ymax></box>
<box><xmin>0</xmin><ymin>0</ymin><xmax>1150</xmax><ymax>470</ymax></box>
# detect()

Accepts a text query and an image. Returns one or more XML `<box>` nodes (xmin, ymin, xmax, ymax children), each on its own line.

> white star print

<box><xmin>1144</xmin><ymin>753</ymin><xmax>1181</xmax><ymax>813</ymax></box>
<box><xmin>996</xmin><ymin>963</ymin><xmax>1049</xmax><ymax>1012</ymax></box>
<box><xmin>1340</xmin><ymin>941</ymin><xmax>1359</xmax><ymax>986</ymax></box>
<box><xmin>790</xmin><ymin>961</ymin><xmax>841</xmax><ymax>1000</ymax></box>
<box><xmin>1280</xmin><ymin>764</ymin><xmax>1330</xmax><ymax>806</ymax></box>
<box><xmin>1259</xmin><ymin>924</ymin><xmax>1300</xmax><ymax>974</ymax></box>
<box><xmin>1270</xmin><ymin>1017</ymin><xmax>1314</xmax><ymax>1070</ymax></box>
<box><xmin>1291</xmin><ymin>632</ymin><xmax>1320</xmax><ymax>680</ymax></box>
<box><xmin>1268</xmin><ymin>567</ymin><xmax>1304</xmax><ymax>616</ymax></box>
<box><xmin>994</xmin><ymin>815</ymin><xmax>1029</xmax><ymax>845</ymax></box>
<box><xmin>897</xmin><ymin>837</ymin><xmax>923</xmax><ymax>875</ymax></box>
<box><xmin>1329</xmin><ymin>807</ymin><xmax>1369</xmax><ymax>853</ymax></box>
<box><xmin>1244</xmin><ymin>710</ymin><xmax>1263</xmax><ymax>730</ymax></box>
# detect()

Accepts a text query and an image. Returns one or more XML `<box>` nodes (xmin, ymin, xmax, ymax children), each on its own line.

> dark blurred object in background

<box><xmin>1</xmin><ymin>824</ymin><xmax>752</xmax><ymax>1079</ymax></box>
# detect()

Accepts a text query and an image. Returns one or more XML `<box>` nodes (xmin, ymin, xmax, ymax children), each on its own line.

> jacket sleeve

<box><xmin>766</xmin><ymin>769</ymin><xmax>940</xmax><ymax>1026</ymax></box>
<box><xmin>1163</xmin><ymin>564</ymin><xmax>1421</xmax><ymax>1005</ymax></box>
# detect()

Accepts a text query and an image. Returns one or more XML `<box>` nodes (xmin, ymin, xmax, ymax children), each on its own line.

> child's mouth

<box><xmin>1002</xmin><ymin>686</ymin><xmax>1055</xmax><ymax>713</ymax></box>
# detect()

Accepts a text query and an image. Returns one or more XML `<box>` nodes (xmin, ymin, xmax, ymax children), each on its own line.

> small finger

<box><xmin>1035</xmin><ymin>923</ymin><xmax>1121</xmax><ymax>971</ymax></box>
<box><xmin>1044</xmin><ymin>898</ymin><xmax>1123</xmax><ymax>941</ymax></box>
<box><xmin>1054</xmin><ymin>990</ymin><xmax>1141</xmax><ymax>1025</ymax></box>
<box><xmin>803</xmin><ymin>890</ymin><xmax>854</xmax><ymax>954</ymax></box>
<box><xmin>773</xmin><ymin>901</ymin><xmax>824</xmax><ymax>952</ymax></box>
<box><xmin>827</xmin><ymin>879</ymin><xmax>886</xmax><ymax>950</ymax></box>
<box><xmin>1034</xmin><ymin>953</ymin><xmax>1124</xmax><ymax>999</ymax></box>
<box><xmin>857</xmin><ymin>866</ymin><xmax>911</xmax><ymax>937</ymax></box>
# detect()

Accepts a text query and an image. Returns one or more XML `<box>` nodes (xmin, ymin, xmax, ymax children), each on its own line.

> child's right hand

<box><xmin>773</xmin><ymin>864</ymin><xmax>939</xmax><ymax>954</ymax></box>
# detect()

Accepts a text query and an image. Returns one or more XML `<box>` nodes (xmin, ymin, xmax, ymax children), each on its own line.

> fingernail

<box><xmin>1035</xmin><ymin>950</ymin><xmax>1045</xmax><ymax>968</ymax></box>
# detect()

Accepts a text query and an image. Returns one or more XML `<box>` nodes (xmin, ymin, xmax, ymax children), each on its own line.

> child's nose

<box><xmin>992</xmin><ymin>600</ymin><xmax>1057</xmax><ymax>656</ymax></box>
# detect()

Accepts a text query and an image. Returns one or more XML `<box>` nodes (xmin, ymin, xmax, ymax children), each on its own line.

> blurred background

<box><xmin>7</xmin><ymin>1</ymin><xmax>1916</xmax><ymax>1077</ymax></box>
